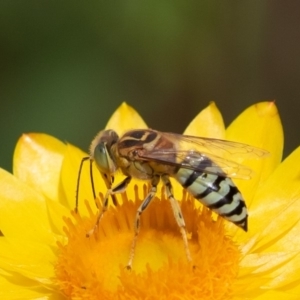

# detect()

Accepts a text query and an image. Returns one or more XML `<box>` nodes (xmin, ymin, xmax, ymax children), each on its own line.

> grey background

<box><xmin>1</xmin><ymin>1</ymin><xmax>299</xmax><ymax>171</ymax></box>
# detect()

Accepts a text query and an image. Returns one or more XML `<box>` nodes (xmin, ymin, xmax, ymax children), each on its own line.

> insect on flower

<box><xmin>76</xmin><ymin>129</ymin><xmax>268</xmax><ymax>269</ymax></box>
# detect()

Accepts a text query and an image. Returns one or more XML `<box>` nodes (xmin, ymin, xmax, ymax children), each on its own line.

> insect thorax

<box><xmin>115</xmin><ymin>129</ymin><xmax>178</xmax><ymax>180</ymax></box>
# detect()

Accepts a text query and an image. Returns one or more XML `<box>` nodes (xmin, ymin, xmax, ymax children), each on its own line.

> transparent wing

<box><xmin>137</xmin><ymin>132</ymin><xmax>268</xmax><ymax>179</ymax></box>
<box><xmin>139</xmin><ymin>150</ymin><xmax>252</xmax><ymax>179</ymax></box>
<box><xmin>164</xmin><ymin>132</ymin><xmax>268</xmax><ymax>158</ymax></box>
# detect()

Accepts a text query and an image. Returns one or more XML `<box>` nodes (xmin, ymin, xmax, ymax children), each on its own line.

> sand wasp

<box><xmin>76</xmin><ymin>129</ymin><xmax>267</xmax><ymax>268</ymax></box>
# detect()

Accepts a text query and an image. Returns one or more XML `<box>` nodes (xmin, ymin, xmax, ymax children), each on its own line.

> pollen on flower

<box><xmin>54</xmin><ymin>185</ymin><xmax>241</xmax><ymax>300</ymax></box>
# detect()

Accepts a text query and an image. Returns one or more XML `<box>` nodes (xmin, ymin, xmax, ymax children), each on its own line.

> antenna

<box><xmin>76</xmin><ymin>156</ymin><xmax>118</xmax><ymax>213</ymax></box>
<box><xmin>75</xmin><ymin>156</ymin><xmax>91</xmax><ymax>212</ymax></box>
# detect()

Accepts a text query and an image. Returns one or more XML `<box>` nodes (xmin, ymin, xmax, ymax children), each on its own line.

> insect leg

<box><xmin>127</xmin><ymin>175</ymin><xmax>160</xmax><ymax>269</ymax></box>
<box><xmin>86</xmin><ymin>176</ymin><xmax>132</xmax><ymax>237</ymax></box>
<box><xmin>161</xmin><ymin>174</ymin><xmax>192</xmax><ymax>264</ymax></box>
<box><xmin>100</xmin><ymin>173</ymin><xmax>118</xmax><ymax>207</ymax></box>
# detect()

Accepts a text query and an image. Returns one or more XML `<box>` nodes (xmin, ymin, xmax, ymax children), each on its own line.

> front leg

<box><xmin>86</xmin><ymin>176</ymin><xmax>132</xmax><ymax>237</ymax></box>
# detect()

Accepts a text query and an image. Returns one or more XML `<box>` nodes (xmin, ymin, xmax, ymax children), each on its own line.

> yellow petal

<box><xmin>276</xmin><ymin>283</ymin><xmax>300</xmax><ymax>299</ymax></box>
<box><xmin>233</xmin><ymin>274</ymin><xmax>270</xmax><ymax>299</ymax></box>
<box><xmin>0</xmin><ymin>169</ymin><xmax>53</xmax><ymax>244</ymax></box>
<box><xmin>264</xmin><ymin>253</ymin><xmax>300</xmax><ymax>289</ymax></box>
<box><xmin>246</xmin><ymin>146</ymin><xmax>300</xmax><ymax>253</ymax></box>
<box><xmin>226</xmin><ymin>102</ymin><xmax>283</xmax><ymax>204</ymax></box>
<box><xmin>13</xmin><ymin>133</ymin><xmax>66</xmax><ymax>201</ymax></box>
<box><xmin>0</xmin><ymin>238</ymin><xmax>55</xmax><ymax>284</ymax></box>
<box><xmin>46</xmin><ymin>198</ymin><xmax>72</xmax><ymax>236</ymax></box>
<box><xmin>184</xmin><ymin>101</ymin><xmax>225</xmax><ymax>138</ymax></box>
<box><xmin>247</xmin><ymin>290</ymin><xmax>300</xmax><ymax>300</ymax></box>
<box><xmin>0</xmin><ymin>274</ymin><xmax>54</xmax><ymax>300</ymax></box>
<box><xmin>105</xmin><ymin>102</ymin><xmax>148</xmax><ymax>135</ymax></box>
<box><xmin>178</xmin><ymin>102</ymin><xmax>225</xmax><ymax>203</ymax></box>
<box><xmin>240</xmin><ymin>252</ymin><xmax>297</xmax><ymax>275</ymax></box>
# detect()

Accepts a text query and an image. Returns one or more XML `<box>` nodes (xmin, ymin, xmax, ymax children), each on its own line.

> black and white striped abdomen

<box><xmin>174</xmin><ymin>161</ymin><xmax>248</xmax><ymax>231</ymax></box>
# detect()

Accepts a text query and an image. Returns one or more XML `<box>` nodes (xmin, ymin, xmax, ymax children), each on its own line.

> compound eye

<box><xmin>94</xmin><ymin>143</ymin><xmax>110</xmax><ymax>173</ymax></box>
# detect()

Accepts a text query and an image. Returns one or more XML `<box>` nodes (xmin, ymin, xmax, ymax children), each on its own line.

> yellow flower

<box><xmin>0</xmin><ymin>102</ymin><xmax>300</xmax><ymax>299</ymax></box>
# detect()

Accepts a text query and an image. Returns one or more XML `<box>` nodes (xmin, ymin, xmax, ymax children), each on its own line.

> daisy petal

<box><xmin>233</xmin><ymin>274</ymin><xmax>270</xmax><ymax>299</ymax></box>
<box><xmin>46</xmin><ymin>198</ymin><xmax>72</xmax><ymax>236</ymax></box>
<box><xmin>249</xmin><ymin>290</ymin><xmax>300</xmax><ymax>300</ymax></box>
<box><xmin>240</xmin><ymin>252</ymin><xmax>297</xmax><ymax>275</ymax></box>
<box><xmin>2</xmin><ymin>102</ymin><xmax>299</xmax><ymax>299</ymax></box>
<box><xmin>0</xmin><ymin>274</ymin><xmax>54</xmax><ymax>300</ymax></box>
<box><xmin>13</xmin><ymin>133</ymin><xmax>66</xmax><ymax>201</ymax></box>
<box><xmin>105</xmin><ymin>102</ymin><xmax>148</xmax><ymax>135</ymax></box>
<box><xmin>248</xmin><ymin>146</ymin><xmax>300</xmax><ymax>252</ymax></box>
<box><xmin>0</xmin><ymin>169</ymin><xmax>53</xmax><ymax>243</ymax></box>
<box><xmin>226</xmin><ymin>102</ymin><xmax>283</xmax><ymax>202</ymax></box>
<box><xmin>265</xmin><ymin>253</ymin><xmax>300</xmax><ymax>289</ymax></box>
<box><xmin>0</xmin><ymin>238</ymin><xmax>55</xmax><ymax>284</ymax></box>
<box><xmin>184</xmin><ymin>101</ymin><xmax>225</xmax><ymax>138</ymax></box>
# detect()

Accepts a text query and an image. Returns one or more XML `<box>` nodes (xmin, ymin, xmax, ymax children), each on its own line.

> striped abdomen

<box><xmin>174</xmin><ymin>157</ymin><xmax>248</xmax><ymax>231</ymax></box>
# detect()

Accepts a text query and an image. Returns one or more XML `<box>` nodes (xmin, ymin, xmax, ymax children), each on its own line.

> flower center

<box><xmin>55</xmin><ymin>185</ymin><xmax>241</xmax><ymax>299</ymax></box>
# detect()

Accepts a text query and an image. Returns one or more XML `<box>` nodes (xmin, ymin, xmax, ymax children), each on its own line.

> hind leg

<box><xmin>161</xmin><ymin>175</ymin><xmax>192</xmax><ymax>263</ymax></box>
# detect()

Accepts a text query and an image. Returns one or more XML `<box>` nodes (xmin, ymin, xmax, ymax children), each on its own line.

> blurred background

<box><xmin>1</xmin><ymin>1</ymin><xmax>299</xmax><ymax>171</ymax></box>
